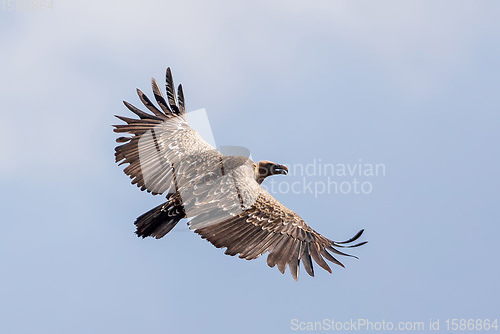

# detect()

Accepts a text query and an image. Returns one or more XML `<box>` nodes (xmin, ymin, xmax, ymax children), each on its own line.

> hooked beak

<box><xmin>274</xmin><ymin>164</ymin><xmax>289</xmax><ymax>175</ymax></box>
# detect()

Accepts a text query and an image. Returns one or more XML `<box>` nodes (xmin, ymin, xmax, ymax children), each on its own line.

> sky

<box><xmin>1</xmin><ymin>1</ymin><xmax>499</xmax><ymax>333</ymax></box>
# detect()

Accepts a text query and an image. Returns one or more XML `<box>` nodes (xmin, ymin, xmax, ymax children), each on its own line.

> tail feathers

<box><xmin>135</xmin><ymin>201</ymin><xmax>185</xmax><ymax>239</ymax></box>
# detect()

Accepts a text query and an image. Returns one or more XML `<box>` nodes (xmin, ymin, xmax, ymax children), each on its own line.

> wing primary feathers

<box><xmin>177</xmin><ymin>84</ymin><xmax>185</xmax><ymax>114</ymax></box>
<box><xmin>288</xmin><ymin>242</ymin><xmax>300</xmax><ymax>281</ymax></box>
<box><xmin>113</xmin><ymin>124</ymin><xmax>160</xmax><ymax>134</ymax></box>
<box><xmin>266</xmin><ymin>237</ymin><xmax>288</xmax><ymax>269</ymax></box>
<box><xmin>327</xmin><ymin>245</ymin><xmax>359</xmax><ymax>259</ymax></box>
<box><xmin>151</xmin><ymin>78</ymin><xmax>173</xmax><ymax>116</ymax></box>
<box><xmin>114</xmin><ymin>115</ymin><xmax>145</xmax><ymax>124</ymax></box>
<box><xmin>116</xmin><ymin>137</ymin><xmax>131</xmax><ymax>143</ymax></box>
<box><xmin>300</xmin><ymin>242</ymin><xmax>315</xmax><ymax>277</ymax></box>
<box><xmin>334</xmin><ymin>241</ymin><xmax>368</xmax><ymax>248</ymax></box>
<box><xmin>165</xmin><ymin>68</ymin><xmax>180</xmax><ymax>114</ymax></box>
<box><xmin>122</xmin><ymin>101</ymin><xmax>164</xmax><ymax>120</ymax></box>
<box><xmin>277</xmin><ymin>238</ymin><xmax>298</xmax><ymax>275</ymax></box>
<box><xmin>335</xmin><ymin>229</ymin><xmax>364</xmax><ymax>244</ymax></box>
<box><xmin>309</xmin><ymin>243</ymin><xmax>332</xmax><ymax>274</ymax></box>
<box><xmin>136</xmin><ymin>88</ymin><xmax>167</xmax><ymax>118</ymax></box>
<box><xmin>320</xmin><ymin>249</ymin><xmax>345</xmax><ymax>268</ymax></box>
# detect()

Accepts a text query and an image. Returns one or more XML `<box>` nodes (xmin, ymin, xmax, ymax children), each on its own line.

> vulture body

<box><xmin>113</xmin><ymin>68</ymin><xmax>366</xmax><ymax>280</ymax></box>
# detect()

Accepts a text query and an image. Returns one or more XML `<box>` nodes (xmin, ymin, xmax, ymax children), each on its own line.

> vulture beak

<box><xmin>274</xmin><ymin>164</ymin><xmax>289</xmax><ymax>175</ymax></box>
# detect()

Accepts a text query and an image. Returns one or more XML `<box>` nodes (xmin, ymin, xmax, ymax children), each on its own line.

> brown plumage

<box><xmin>113</xmin><ymin>68</ymin><xmax>366</xmax><ymax>280</ymax></box>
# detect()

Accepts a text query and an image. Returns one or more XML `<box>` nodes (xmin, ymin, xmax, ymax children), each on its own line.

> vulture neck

<box><xmin>254</xmin><ymin>163</ymin><xmax>268</xmax><ymax>184</ymax></box>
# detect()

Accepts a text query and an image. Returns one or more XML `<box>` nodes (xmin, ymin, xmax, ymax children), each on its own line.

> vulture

<box><xmin>113</xmin><ymin>68</ymin><xmax>366</xmax><ymax>280</ymax></box>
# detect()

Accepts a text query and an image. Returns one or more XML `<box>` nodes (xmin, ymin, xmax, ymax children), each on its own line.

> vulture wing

<box><xmin>113</xmin><ymin>68</ymin><xmax>219</xmax><ymax>196</ymax></box>
<box><xmin>190</xmin><ymin>174</ymin><xmax>366</xmax><ymax>281</ymax></box>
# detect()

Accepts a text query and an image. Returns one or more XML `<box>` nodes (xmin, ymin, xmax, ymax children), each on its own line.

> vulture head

<box><xmin>255</xmin><ymin>160</ymin><xmax>289</xmax><ymax>184</ymax></box>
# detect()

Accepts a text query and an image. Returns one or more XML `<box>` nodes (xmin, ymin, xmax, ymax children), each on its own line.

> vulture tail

<box><xmin>135</xmin><ymin>197</ymin><xmax>186</xmax><ymax>239</ymax></box>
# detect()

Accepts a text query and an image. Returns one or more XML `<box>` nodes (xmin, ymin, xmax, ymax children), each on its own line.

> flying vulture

<box><xmin>113</xmin><ymin>68</ymin><xmax>366</xmax><ymax>280</ymax></box>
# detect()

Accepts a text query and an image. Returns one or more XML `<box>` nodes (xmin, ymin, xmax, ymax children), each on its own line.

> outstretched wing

<box><xmin>192</xmin><ymin>186</ymin><xmax>367</xmax><ymax>281</ymax></box>
<box><xmin>113</xmin><ymin>68</ymin><xmax>219</xmax><ymax>196</ymax></box>
<box><xmin>114</xmin><ymin>68</ymin><xmax>366</xmax><ymax>280</ymax></box>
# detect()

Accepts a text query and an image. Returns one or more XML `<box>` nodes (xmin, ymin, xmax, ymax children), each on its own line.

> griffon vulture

<box><xmin>113</xmin><ymin>68</ymin><xmax>366</xmax><ymax>280</ymax></box>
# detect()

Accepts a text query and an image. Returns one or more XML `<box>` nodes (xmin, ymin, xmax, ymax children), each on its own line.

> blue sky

<box><xmin>1</xmin><ymin>1</ymin><xmax>499</xmax><ymax>333</ymax></box>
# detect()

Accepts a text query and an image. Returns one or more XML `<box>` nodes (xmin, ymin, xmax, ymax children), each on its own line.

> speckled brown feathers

<box><xmin>113</xmin><ymin>68</ymin><xmax>367</xmax><ymax>280</ymax></box>
<box><xmin>193</xmin><ymin>190</ymin><xmax>366</xmax><ymax>280</ymax></box>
